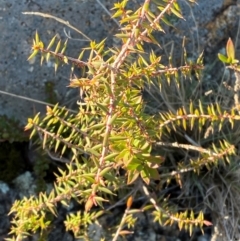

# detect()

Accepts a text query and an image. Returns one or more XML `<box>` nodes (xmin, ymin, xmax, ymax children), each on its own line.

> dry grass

<box><xmin>141</xmin><ymin>2</ymin><xmax>240</xmax><ymax>240</ymax></box>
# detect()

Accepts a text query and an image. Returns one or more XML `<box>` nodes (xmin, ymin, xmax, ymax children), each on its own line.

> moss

<box><xmin>33</xmin><ymin>152</ymin><xmax>50</xmax><ymax>193</ymax></box>
<box><xmin>0</xmin><ymin>115</ymin><xmax>29</xmax><ymax>143</ymax></box>
<box><xmin>0</xmin><ymin>115</ymin><xmax>30</xmax><ymax>183</ymax></box>
<box><xmin>0</xmin><ymin>141</ymin><xmax>28</xmax><ymax>183</ymax></box>
<box><xmin>44</xmin><ymin>81</ymin><xmax>58</xmax><ymax>104</ymax></box>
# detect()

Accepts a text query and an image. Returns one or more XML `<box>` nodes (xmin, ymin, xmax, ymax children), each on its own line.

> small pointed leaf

<box><xmin>226</xmin><ymin>38</ymin><xmax>235</xmax><ymax>61</ymax></box>
<box><xmin>218</xmin><ymin>53</ymin><xmax>229</xmax><ymax>63</ymax></box>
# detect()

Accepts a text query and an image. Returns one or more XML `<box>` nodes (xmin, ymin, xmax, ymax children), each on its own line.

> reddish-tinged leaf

<box><xmin>226</xmin><ymin>38</ymin><xmax>235</xmax><ymax>61</ymax></box>
<box><xmin>119</xmin><ymin>230</ymin><xmax>134</xmax><ymax>236</ymax></box>
<box><xmin>203</xmin><ymin>220</ymin><xmax>212</xmax><ymax>226</ymax></box>
<box><xmin>85</xmin><ymin>197</ymin><xmax>94</xmax><ymax>212</ymax></box>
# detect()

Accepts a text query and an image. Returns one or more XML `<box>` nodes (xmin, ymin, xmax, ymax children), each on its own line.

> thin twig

<box><xmin>95</xmin><ymin>0</ymin><xmax>120</xmax><ymax>27</ymax></box>
<box><xmin>0</xmin><ymin>90</ymin><xmax>77</xmax><ymax>113</ymax></box>
<box><xmin>234</xmin><ymin>12</ymin><xmax>240</xmax><ymax>51</ymax></box>
<box><xmin>111</xmin><ymin>182</ymin><xmax>141</xmax><ymax>241</ymax></box>
<box><xmin>22</xmin><ymin>12</ymin><xmax>91</xmax><ymax>41</ymax></box>
<box><xmin>63</xmin><ymin>28</ymin><xmax>90</xmax><ymax>42</ymax></box>
<box><xmin>183</xmin><ymin>0</ymin><xmax>200</xmax><ymax>54</ymax></box>
<box><xmin>155</xmin><ymin>141</ymin><xmax>233</xmax><ymax>158</ymax></box>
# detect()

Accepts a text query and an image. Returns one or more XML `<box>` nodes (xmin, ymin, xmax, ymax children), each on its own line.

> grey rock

<box><xmin>12</xmin><ymin>171</ymin><xmax>36</xmax><ymax>197</ymax></box>
<box><xmin>0</xmin><ymin>0</ymin><xmax>117</xmax><ymax>125</ymax></box>
<box><xmin>0</xmin><ymin>181</ymin><xmax>9</xmax><ymax>194</ymax></box>
<box><xmin>198</xmin><ymin>234</ymin><xmax>210</xmax><ymax>241</ymax></box>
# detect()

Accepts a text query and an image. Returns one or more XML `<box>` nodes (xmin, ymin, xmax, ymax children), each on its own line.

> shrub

<box><xmin>7</xmin><ymin>0</ymin><xmax>240</xmax><ymax>240</ymax></box>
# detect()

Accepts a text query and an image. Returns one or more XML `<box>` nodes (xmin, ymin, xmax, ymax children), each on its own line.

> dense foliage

<box><xmin>7</xmin><ymin>0</ymin><xmax>240</xmax><ymax>240</ymax></box>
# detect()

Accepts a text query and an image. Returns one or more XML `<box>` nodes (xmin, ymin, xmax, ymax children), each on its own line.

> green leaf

<box><xmin>55</xmin><ymin>139</ymin><xmax>61</xmax><ymax>152</ymax></box>
<box><xmin>55</xmin><ymin>40</ymin><xmax>61</xmax><ymax>54</ymax></box>
<box><xmin>232</xmin><ymin>59</ymin><xmax>239</xmax><ymax>64</ymax></box>
<box><xmin>98</xmin><ymin>186</ymin><xmax>116</xmax><ymax>196</ymax></box>
<box><xmin>87</xmin><ymin>123</ymin><xmax>105</xmax><ymax>131</ymax></box>
<box><xmin>61</xmin><ymin>144</ymin><xmax>67</xmax><ymax>156</ymax></box>
<box><xmin>54</xmin><ymin>58</ymin><xmax>59</xmax><ymax>72</ymax></box>
<box><xmin>46</xmin><ymin>52</ymin><xmax>51</xmax><ymax>62</ymax></box>
<box><xmin>27</xmin><ymin>50</ymin><xmax>38</xmax><ymax>61</ymax></box>
<box><xmin>149</xmin><ymin>168</ymin><xmax>160</xmax><ymax>180</ymax></box>
<box><xmin>109</xmin><ymin>112</ymin><xmax>119</xmax><ymax>125</ymax></box>
<box><xmin>112</xmin><ymin>9</ymin><xmax>123</xmax><ymax>19</ymax></box>
<box><xmin>148</xmin><ymin>33</ymin><xmax>161</xmax><ymax>47</ymax></box>
<box><xmin>126</xmin><ymin>158</ymin><xmax>142</xmax><ymax>170</ymax></box>
<box><xmin>197</xmin><ymin>51</ymin><xmax>204</xmax><ymax>64</ymax></box>
<box><xmin>173</xmin><ymin>2</ymin><xmax>181</xmax><ymax>11</ymax></box>
<box><xmin>42</xmin><ymin>132</ymin><xmax>48</xmax><ymax>149</ymax></box>
<box><xmin>29</xmin><ymin>128</ymin><xmax>37</xmax><ymax>139</ymax></box>
<box><xmin>161</xmin><ymin>16</ymin><xmax>174</xmax><ymax>27</ymax></box>
<box><xmin>141</xmin><ymin>169</ymin><xmax>150</xmax><ymax>185</ymax></box>
<box><xmin>99</xmin><ymin>167</ymin><xmax>113</xmax><ymax>176</ymax></box>
<box><xmin>182</xmin><ymin>118</ymin><xmax>187</xmax><ymax>130</ymax></box>
<box><xmin>61</xmin><ymin>39</ymin><xmax>68</xmax><ymax>54</ymax></box>
<box><xmin>94</xmin><ymin>196</ymin><xmax>109</xmax><ymax>207</ymax></box>
<box><xmin>63</xmin><ymin>56</ymin><xmax>68</xmax><ymax>64</ymax></box>
<box><xmin>178</xmin><ymin>220</ymin><xmax>183</xmax><ymax>230</ymax></box>
<box><xmin>47</xmin><ymin>204</ymin><xmax>57</xmax><ymax>216</ymax></box>
<box><xmin>127</xmin><ymin>171</ymin><xmax>139</xmax><ymax>184</ymax></box>
<box><xmin>218</xmin><ymin>53</ymin><xmax>229</xmax><ymax>63</ymax></box>
<box><xmin>121</xmin><ymin>0</ymin><xmax>128</xmax><ymax>8</ymax></box>
<box><xmin>85</xmin><ymin>148</ymin><xmax>101</xmax><ymax>157</ymax></box>
<box><xmin>143</xmin><ymin>1</ymin><xmax>149</xmax><ymax>11</ymax></box>
<box><xmin>170</xmin><ymin>7</ymin><xmax>184</xmax><ymax>19</ymax></box>
<box><xmin>35</xmin><ymin>30</ymin><xmax>40</xmax><ymax>44</ymax></box>
<box><xmin>104</xmin><ymin>152</ymin><xmax>118</xmax><ymax>161</ymax></box>
<box><xmin>120</xmin><ymin>14</ymin><xmax>139</xmax><ymax>24</ymax></box>
<box><xmin>115</xmin><ymin>33</ymin><xmax>129</xmax><ymax>39</ymax></box>
<box><xmin>109</xmin><ymin>135</ymin><xmax>127</xmax><ymax>141</ymax></box>
<box><xmin>47</xmin><ymin>35</ymin><xmax>56</xmax><ymax>50</ymax></box>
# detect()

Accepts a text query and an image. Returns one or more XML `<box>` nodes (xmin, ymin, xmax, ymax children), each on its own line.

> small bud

<box><xmin>85</xmin><ymin>197</ymin><xmax>94</xmax><ymax>212</ymax></box>
<box><xmin>126</xmin><ymin>196</ymin><xmax>133</xmax><ymax>209</ymax></box>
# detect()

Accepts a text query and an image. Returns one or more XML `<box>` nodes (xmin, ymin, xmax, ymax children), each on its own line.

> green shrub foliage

<box><xmin>8</xmin><ymin>0</ymin><xmax>240</xmax><ymax>240</ymax></box>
